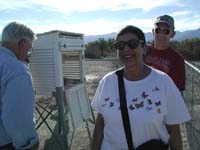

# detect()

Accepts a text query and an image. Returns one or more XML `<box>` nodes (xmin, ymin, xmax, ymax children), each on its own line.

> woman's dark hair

<box><xmin>116</xmin><ymin>25</ymin><xmax>146</xmax><ymax>45</ymax></box>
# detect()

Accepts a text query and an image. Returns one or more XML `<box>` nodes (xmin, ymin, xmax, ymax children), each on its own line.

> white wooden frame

<box><xmin>65</xmin><ymin>83</ymin><xmax>91</xmax><ymax>129</ymax></box>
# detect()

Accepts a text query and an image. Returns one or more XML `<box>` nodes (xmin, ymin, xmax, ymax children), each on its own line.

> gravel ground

<box><xmin>35</xmin><ymin>97</ymin><xmax>190</xmax><ymax>150</ymax></box>
<box><xmin>35</xmin><ymin>97</ymin><xmax>95</xmax><ymax>150</ymax></box>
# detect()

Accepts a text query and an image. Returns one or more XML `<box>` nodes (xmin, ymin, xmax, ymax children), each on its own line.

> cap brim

<box><xmin>155</xmin><ymin>21</ymin><xmax>174</xmax><ymax>29</ymax></box>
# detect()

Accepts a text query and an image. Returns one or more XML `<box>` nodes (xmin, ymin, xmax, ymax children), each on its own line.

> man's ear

<box><xmin>17</xmin><ymin>39</ymin><xmax>26</xmax><ymax>60</ymax></box>
<box><xmin>18</xmin><ymin>39</ymin><xmax>26</xmax><ymax>50</ymax></box>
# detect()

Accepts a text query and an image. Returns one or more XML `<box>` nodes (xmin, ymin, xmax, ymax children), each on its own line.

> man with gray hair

<box><xmin>0</xmin><ymin>22</ymin><xmax>39</xmax><ymax>150</ymax></box>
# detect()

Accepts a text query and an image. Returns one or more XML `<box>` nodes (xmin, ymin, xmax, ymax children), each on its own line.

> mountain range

<box><xmin>84</xmin><ymin>28</ymin><xmax>200</xmax><ymax>43</ymax></box>
<box><xmin>1</xmin><ymin>28</ymin><xmax>200</xmax><ymax>44</ymax></box>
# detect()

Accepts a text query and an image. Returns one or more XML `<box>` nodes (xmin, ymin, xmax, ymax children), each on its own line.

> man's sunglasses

<box><xmin>114</xmin><ymin>39</ymin><xmax>143</xmax><ymax>51</ymax></box>
<box><xmin>155</xmin><ymin>27</ymin><xmax>170</xmax><ymax>35</ymax></box>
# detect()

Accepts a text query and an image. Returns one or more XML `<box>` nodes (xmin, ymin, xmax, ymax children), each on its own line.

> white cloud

<box><xmin>1</xmin><ymin>15</ymin><xmax>197</xmax><ymax>37</ymax></box>
<box><xmin>172</xmin><ymin>11</ymin><xmax>192</xmax><ymax>17</ymax></box>
<box><xmin>27</xmin><ymin>17</ymin><xmax>154</xmax><ymax>35</ymax></box>
<box><xmin>0</xmin><ymin>0</ymin><xmax>199</xmax><ymax>35</ymax></box>
<box><xmin>30</xmin><ymin>18</ymin><xmax>122</xmax><ymax>35</ymax></box>
<box><xmin>175</xmin><ymin>15</ymin><xmax>200</xmax><ymax>31</ymax></box>
<box><xmin>0</xmin><ymin>0</ymin><xmax>181</xmax><ymax>13</ymax></box>
<box><xmin>30</xmin><ymin>14</ymin><xmax>199</xmax><ymax>35</ymax></box>
<box><xmin>0</xmin><ymin>0</ymin><xmax>33</xmax><ymax>10</ymax></box>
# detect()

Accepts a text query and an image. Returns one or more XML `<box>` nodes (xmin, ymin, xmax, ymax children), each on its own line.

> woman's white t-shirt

<box><xmin>91</xmin><ymin>68</ymin><xmax>191</xmax><ymax>150</ymax></box>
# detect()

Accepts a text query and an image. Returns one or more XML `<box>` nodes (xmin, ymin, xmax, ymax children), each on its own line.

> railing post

<box><xmin>56</xmin><ymin>87</ymin><xmax>69</xmax><ymax>150</ymax></box>
<box><xmin>184</xmin><ymin>60</ymin><xmax>200</xmax><ymax>150</ymax></box>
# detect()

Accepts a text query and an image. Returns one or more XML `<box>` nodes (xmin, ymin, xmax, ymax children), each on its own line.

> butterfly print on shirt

<box><xmin>109</xmin><ymin>102</ymin><xmax>114</xmax><ymax>107</ymax></box>
<box><xmin>157</xmin><ymin>108</ymin><xmax>161</xmax><ymax>114</ymax></box>
<box><xmin>129</xmin><ymin>104</ymin><xmax>135</xmax><ymax>111</ymax></box>
<box><xmin>146</xmin><ymin>106</ymin><xmax>152</xmax><ymax>111</ymax></box>
<box><xmin>101</xmin><ymin>104</ymin><xmax>106</xmax><ymax>107</ymax></box>
<box><xmin>132</xmin><ymin>98</ymin><xmax>138</xmax><ymax>102</ymax></box>
<box><xmin>135</xmin><ymin>101</ymin><xmax>144</xmax><ymax>109</ymax></box>
<box><xmin>147</xmin><ymin>99</ymin><xmax>152</xmax><ymax>105</ymax></box>
<box><xmin>152</xmin><ymin>86</ymin><xmax>160</xmax><ymax>92</ymax></box>
<box><xmin>105</xmin><ymin>97</ymin><xmax>110</xmax><ymax>101</ymax></box>
<box><xmin>141</xmin><ymin>91</ymin><xmax>148</xmax><ymax>99</ymax></box>
<box><xmin>155</xmin><ymin>101</ymin><xmax>161</xmax><ymax>106</ymax></box>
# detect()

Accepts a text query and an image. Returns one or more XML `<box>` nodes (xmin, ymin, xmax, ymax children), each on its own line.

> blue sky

<box><xmin>0</xmin><ymin>0</ymin><xmax>200</xmax><ymax>35</ymax></box>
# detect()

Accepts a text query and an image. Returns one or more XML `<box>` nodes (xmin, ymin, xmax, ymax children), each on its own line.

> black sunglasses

<box><xmin>155</xmin><ymin>27</ymin><xmax>170</xmax><ymax>35</ymax></box>
<box><xmin>114</xmin><ymin>39</ymin><xmax>143</xmax><ymax>51</ymax></box>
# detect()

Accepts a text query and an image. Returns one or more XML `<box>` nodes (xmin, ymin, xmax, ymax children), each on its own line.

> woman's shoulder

<box><xmin>102</xmin><ymin>68</ymin><xmax>121</xmax><ymax>79</ymax></box>
<box><xmin>98</xmin><ymin>68</ymin><xmax>120</xmax><ymax>85</ymax></box>
<box><xmin>150</xmin><ymin>67</ymin><xmax>172</xmax><ymax>81</ymax></box>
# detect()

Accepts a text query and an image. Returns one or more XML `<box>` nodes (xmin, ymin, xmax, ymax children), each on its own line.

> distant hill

<box><xmin>84</xmin><ymin>32</ymin><xmax>116</xmax><ymax>43</ymax></box>
<box><xmin>1</xmin><ymin>28</ymin><xmax>200</xmax><ymax>44</ymax></box>
<box><xmin>84</xmin><ymin>28</ymin><xmax>200</xmax><ymax>43</ymax></box>
<box><xmin>175</xmin><ymin>28</ymin><xmax>200</xmax><ymax>41</ymax></box>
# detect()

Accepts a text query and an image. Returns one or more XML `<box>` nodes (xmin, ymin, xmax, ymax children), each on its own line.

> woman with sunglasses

<box><xmin>144</xmin><ymin>15</ymin><xmax>185</xmax><ymax>93</ymax></box>
<box><xmin>91</xmin><ymin>25</ymin><xmax>190</xmax><ymax>150</ymax></box>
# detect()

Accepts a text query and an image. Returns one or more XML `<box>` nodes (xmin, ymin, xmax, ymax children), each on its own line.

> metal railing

<box><xmin>183</xmin><ymin>61</ymin><xmax>200</xmax><ymax>150</ymax></box>
<box><xmin>85</xmin><ymin>58</ymin><xmax>120</xmax><ymax>99</ymax></box>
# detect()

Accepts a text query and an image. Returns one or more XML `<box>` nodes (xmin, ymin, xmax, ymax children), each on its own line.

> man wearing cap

<box><xmin>144</xmin><ymin>15</ymin><xmax>185</xmax><ymax>92</ymax></box>
<box><xmin>144</xmin><ymin>15</ymin><xmax>186</xmax><ymax>150</ymax></box>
